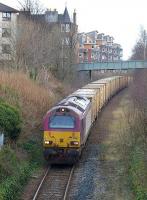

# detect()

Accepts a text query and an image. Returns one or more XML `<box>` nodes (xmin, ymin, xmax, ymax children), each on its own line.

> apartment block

<box><xmin>78</xmin><ymin>31</ymin><xmax>123</xmax><ymax>63</ymax></box>
<box><xmin>0</xmin><ymin>3</ymin><xmax>77</xmax><ymax>61</ymax></box>
<box><xmin>0</xmin><ymin>3</ymin><xmax>18</xmax><ymax>60</ymax></box>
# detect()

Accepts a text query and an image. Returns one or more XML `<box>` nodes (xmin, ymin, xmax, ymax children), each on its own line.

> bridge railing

<box><xmin>77</xmin><ymin>60</ymin><xmax>147</xmax><ymax>71</ymax></box>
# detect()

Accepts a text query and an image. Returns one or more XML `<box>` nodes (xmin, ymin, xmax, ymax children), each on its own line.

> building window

<box><xmin>2</xmin><ymin>12</ymin><xmax>11</xmax><ymax>21</ymax></box>
<box><xmin>61</xmin><ymin>24</ymin><xmax>70</xmax><ymax>32</ymax></box>
<box><xmin>61</xmin><ymin>24</ymin><xmax>66</xmax><ymax>32</ymax></box>
<box><xmin>2</xmin><ymin>28</ymin><xmax>11</xmax><ymax>37</ymax></box>
<box><xmin>62</xmin><ymin>37</ymin><xmax>70</xmax><ymax>45</ymax></box>
<box><xmin>66</xmin><ymin>24</ymin><xmax>70</xmax><ymax>32</ymax></box>
<box><xmin>2</xmin><ymin>44</ymin><xmax>11</xmax><ymax>54</ymax></box>
<box><xmin>79</xmin><ymin>53</ymin><xmax>82</xmax><ymax>57</ymax></box>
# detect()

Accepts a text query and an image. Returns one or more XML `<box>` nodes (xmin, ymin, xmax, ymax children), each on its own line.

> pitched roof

<box><xmin>63</xmin><ymin>7</ymin><xmax>71</xmax><ymax>23</ymax></box>
<box><xmin>58</xmin><ymin>7</ymin><xmax>71</xmax><ymax>23</ymax></box>
<box><xmin>0</xmin><ymin>3</ymin><xmax>18</xmax><ymax>12</ymax></box>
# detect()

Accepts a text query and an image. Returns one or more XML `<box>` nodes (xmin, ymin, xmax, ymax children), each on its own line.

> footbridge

<box><xmin>77</xmin><ymin>60</ymin><xmax>147</xmax><ymax>79</ymax></box>
<box><xmin>77</xmin><ymin>60</ymin><xmax>147</xmax><ymax>71</ymax></box>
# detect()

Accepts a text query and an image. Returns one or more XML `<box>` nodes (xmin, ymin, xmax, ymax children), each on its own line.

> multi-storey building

<box><xmin>19</xmin><ymin>7</ymin><xmax>77</xmax><ymax>46</ymax></box>
<box><xmin>78</xmin><ymin>32</ymin><xmax>100</xmax><ymax>62</ymax></box>
<box><xmin>18</xmin><ymin>7</ymin><xmax>78</xmax><ymax>67</ymax></box>
<box><xmin>0</xmin><ymin>3</ymin><xmax>77</xmax><ymax>62</ymax></box>
<box><xmin>0</xmin><ymin>3</ymin><xmax>18</xmax><ymax>60</ymax></box>
<box><xmin>44</xmin><ymin>7</ymin><xmax>78</xmax><ymax>49</ymax></box>
<box><xmin>78</xmin><ymin>31</ymin><xmax>123</xmax><ymax>63</ymax></box>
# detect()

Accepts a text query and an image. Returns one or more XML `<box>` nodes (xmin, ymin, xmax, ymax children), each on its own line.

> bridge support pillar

<box><xmin>89</xmin><ymin>70</ymin><xmax>92</xmax><ymax>81</ymax></box>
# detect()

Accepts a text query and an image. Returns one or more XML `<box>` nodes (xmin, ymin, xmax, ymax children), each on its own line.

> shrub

<box><xmin>0</xmin><ymin>162</ymin><xmax>35</xmax><ymax>200</ymax></box>
<box><xmin>0</xmin><ymin>103</ymin><xmax>22</xmax><ymax>142</ymax></box>
<box><xmin>0</xmin><ymin>146</ymin><xmax>38</xmax><ymax>200</ymax></box>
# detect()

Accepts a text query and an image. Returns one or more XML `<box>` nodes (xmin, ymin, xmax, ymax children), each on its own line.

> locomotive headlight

<box><xmin>70</xmin><ymin>141</ymin><xmax>79</xmax><ymax>145</ymax></box>
<box><xmin>45</xmin><ymin>141</ymin><xmax>49</xmax><ymax>144</ymax></box>
<box><xmin>44</xmin><ymin>141</ymin><xmax>53</xmax><ymax>145</ymax></box>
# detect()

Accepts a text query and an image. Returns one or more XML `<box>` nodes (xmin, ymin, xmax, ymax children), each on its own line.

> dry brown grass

<box><xmin>0</xmin><ymin>70</ymin><xmax>57</xmax><ymax>140</ymax></box>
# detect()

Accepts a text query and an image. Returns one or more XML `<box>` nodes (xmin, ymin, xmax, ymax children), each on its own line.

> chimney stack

<box><xmin>73</xmin><ymin>9</ymin><xmax>76</xmax><ymax>24</ymax></box>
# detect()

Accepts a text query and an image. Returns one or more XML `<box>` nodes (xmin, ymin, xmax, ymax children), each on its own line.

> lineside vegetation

<box><xmin>0</xmin><ymin>69</ymin><xmax>69</xmax><ymax>199</ymax></box>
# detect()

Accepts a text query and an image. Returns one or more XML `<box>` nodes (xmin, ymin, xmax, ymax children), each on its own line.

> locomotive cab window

<box><xmin>49</xmin><ymin>115</ymin><xmax>75</xmax><ymax>129</ymax></box>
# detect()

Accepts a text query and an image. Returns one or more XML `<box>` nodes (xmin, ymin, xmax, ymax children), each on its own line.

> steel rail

<box><xmin>63</xmin><ymin>165</ymin><xmax>75</xmax><ymax>200</ymax></box>
<box><xmin>32</xmin><ymin>165</ymin><xmax>75</xmax><ymax>200</ymax></box>
<box><xmin>32</xmin><ymin>167</ymin><xmax>50</xmax><ymax>200</ymax></box>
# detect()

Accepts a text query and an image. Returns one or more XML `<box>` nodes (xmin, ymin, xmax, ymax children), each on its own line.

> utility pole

<box><xmin>143</xmin><ymin>30</ymin><xmax>146</xmax><ymax>60</ymax></box>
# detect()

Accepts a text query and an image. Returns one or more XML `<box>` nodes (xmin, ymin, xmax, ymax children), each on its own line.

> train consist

<box><xmin>43</xmin><ymin>76</ymin><xmax>129</xmax><ymax>164</ymax></box>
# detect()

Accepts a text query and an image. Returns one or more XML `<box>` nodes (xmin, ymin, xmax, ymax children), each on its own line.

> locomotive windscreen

<box><xmin>49</xmin><ymin>115</ymin><xmax>75</xmax><ymax>129</ymax></box>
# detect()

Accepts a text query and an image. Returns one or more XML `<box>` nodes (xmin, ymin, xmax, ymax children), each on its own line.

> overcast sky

<box><xmin>1</xmin><ymin>0</ymin><xmax>147</xmax><ymax>60</ymax></box>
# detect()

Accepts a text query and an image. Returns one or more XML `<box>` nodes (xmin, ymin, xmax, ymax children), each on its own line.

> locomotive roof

<box><xmin>65</xmin><ymin>95</ymin><xmax>90</xmax><ymax>110</ymax></box>
<box><xmin>46</xmin><ymin>104</ymin><xmax>83</xmax><ymax>117</ymax></box>
<box><xmin>47</xmin><ymin>95</ymin><xmax>91</xmax><ymax>117</ymax></box>
<box><xmin>58</xmin><ymin>95</ymin><xmax>90</xmax><ymax>112</ymax></box>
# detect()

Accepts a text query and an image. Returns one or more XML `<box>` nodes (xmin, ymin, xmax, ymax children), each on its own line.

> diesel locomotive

<box><xmin>43</xmin><ymin>76</ymin><xmax>129</xmax><ymax>164</ymax></box>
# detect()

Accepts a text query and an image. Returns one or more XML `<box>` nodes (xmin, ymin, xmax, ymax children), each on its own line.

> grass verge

<box><xmin>129</xmin><ymin>146</ymin><xmax>147</xmax><ymax>200</ymax></box>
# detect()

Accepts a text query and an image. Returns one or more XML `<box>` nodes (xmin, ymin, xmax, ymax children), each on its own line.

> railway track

<box><xmin>33</xmin><ymin>165</ymin><xmax>75</xmax><ymax>200</ymax></box>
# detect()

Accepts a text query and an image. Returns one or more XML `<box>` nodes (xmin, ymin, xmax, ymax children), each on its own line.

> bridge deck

<box><xmin>77</xmin><ymin>60</ymin><xmax>147</xmax><ymax>71</ymax></box>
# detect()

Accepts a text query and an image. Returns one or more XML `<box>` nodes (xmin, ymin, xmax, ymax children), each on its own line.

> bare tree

<box><xmin>2</xmin><ymin>1</ymin><xmax>77</xmax><ymax>83</ymax></box>
<box><xmin>16</xmin><ymin>17</ymin><xmax>53</xmax><ymax>69</ymax></box>
<box><xmin>131</xmin><ymin>27</ymin><xmax>147</xmax><ymax>60</ymax></box>
<box><xmin>50</xmin><ymin>24</ymin><xmax>78</xmax><ymax>81</ymax></box>
<box><xmin>18</xmin><ymin>0</ymin><xmax>45</xmax><ymax>14</ymax></box>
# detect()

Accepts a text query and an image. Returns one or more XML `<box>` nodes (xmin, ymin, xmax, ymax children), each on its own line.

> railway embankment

<box><xmin>0</xmin><ymin>70</ymin><xmax>72</xmax><ymax>200</ymax></box>
<box><xmin>96</xmin><ymin>87</ymin><xmax>147</xmax><ymax>200</ymax></box>
<box><xmin>67</xmin><ymin>87</ymin><xmax>146</xmax><ymax>200</ymax></box>
<box><xmin>95</xmin><ymin>87</ymin><xmax>146</xmax><ymax>200</ymax></box>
